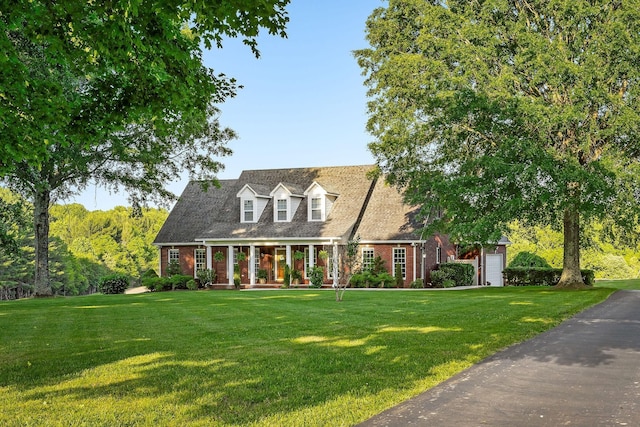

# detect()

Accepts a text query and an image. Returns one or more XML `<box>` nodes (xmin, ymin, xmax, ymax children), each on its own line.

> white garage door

<box><xmin>485</xmin><ymin>254</ymin><xmax>504</xmax><ymax>287</ymax></box>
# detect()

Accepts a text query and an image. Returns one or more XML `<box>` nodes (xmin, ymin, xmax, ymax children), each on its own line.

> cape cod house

<box><xmin>153</xmin><ymin>165</ymin><xmax>507</xmax><ymax>288</ymax></box>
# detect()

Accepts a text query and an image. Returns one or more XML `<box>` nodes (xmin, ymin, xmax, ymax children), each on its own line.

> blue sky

<box><xmin>73</xmin><ymin>0</ymin><xmax>385</xmax><ymax>210</ymax></box>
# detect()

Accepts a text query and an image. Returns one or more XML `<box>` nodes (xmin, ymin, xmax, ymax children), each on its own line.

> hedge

<box><xmin>431</xmin><ymin>263</ymin><xmax>475</xmax><ymax>288</ymax></box>
<box><xmin>503</xmin><ymin>267</ymin><xmax>594</xmax><ymax>287</ymax></box>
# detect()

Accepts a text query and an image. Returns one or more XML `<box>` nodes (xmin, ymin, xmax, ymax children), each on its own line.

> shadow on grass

<box><xmin>0</xmin><ymin>287</ymin><xmax>619</xmax><ymax>425</ymax></box>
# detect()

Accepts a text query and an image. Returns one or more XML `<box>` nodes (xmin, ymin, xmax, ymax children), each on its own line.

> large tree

<box><xmin>1</xmin><ymin>0</ymin><xmax>290</xmax><ymax>295</ymax></box>
<box><xmin>356</xmin><ymin>0</ymin><xmax>640</xmax><ymax>288</ymax></box>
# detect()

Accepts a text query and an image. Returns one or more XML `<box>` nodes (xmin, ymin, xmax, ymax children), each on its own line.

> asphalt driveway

<box><xmin>359</xmin><ymin>290</ymin><xmax>640</xmax><ymax>426</ymax></box>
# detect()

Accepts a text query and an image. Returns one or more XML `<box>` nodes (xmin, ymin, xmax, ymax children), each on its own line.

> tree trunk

<box><xmin>33</xmin><ymin>188</ymin><xmax>52</xmax><ymax>296</ymax></box>
<box><xmin>555</xmin><ymin>207</ymin><xmax>586</xmax><ymax>289</ymax></box>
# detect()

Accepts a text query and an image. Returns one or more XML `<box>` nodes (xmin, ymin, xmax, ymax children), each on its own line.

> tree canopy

<box><xmin>1</xmin><ymin>0</ymin><xmax>290</xmax><ymax>295</ymax></box>
<box><xmin>356</xmin><ymin>0</ymin><xmax>640</xmax><ymax>288</ymax></box>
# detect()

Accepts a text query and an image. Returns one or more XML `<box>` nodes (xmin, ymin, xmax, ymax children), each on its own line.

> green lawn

<box><xmin>0</xmin><ymin>286</ymin><xmax>621</xmax><ymax>426</ymax></box>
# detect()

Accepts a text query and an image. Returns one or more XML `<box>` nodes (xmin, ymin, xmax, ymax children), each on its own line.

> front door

<box><xmin>275</xmin><ymin>248</ymin><xmax>286</xmax><ymax>281</ymax></box>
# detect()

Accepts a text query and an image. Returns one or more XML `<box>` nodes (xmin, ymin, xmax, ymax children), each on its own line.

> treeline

<box><xmin>1</xmin><ymin>189</ymin><xmax>167</xmax><ymax>300</ymax></box>
<box><xmin>507</xmin><ymin>221</ymin><xmax>640</xmax><ymax>280</ymax></box>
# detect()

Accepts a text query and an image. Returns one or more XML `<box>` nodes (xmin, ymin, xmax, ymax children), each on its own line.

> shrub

<box><xmin>196</xmin><ymin>269</ymin><xmax>216</xmax><ymax>287</ymax></box>
<box><xmin>166</xmin><ymin>260</ymin><xmax>182</xmax><ymax>276</ymax></box>
<box><xmin>257</xmin><ymin>269</ymin><xmax>268</xmax><ymax>281</ymax></box>
<box><xmin>440</xmin><ymin>263</ymin><xmax>475</xmax><ymax>286</ymax></box>
<box><xmin>309</xmin><ymin>266</ymin><xmax>324</xmax><ymax>288</ymax></box>
<box><xmin>186</xmin><ymin>279</ymin><xmax>198</xmax><ymax>290</ymax></box>
<box><xmin>508</xmin><ymin>252</ymin><xmax>551</xmax><ymax>269</ymax></box>
<box><xmin>379</xmin><ymin>272</ymin><xmax>395</xmax><ymax>288</ymax></box>
<box><xmin>145</xmin><ymin>277</ymin><xmax>172</xmax><ymax>292</ymax></box>
<box><xmin>503</xmin><ymin>267</ymin><xmax>594</xmax><ymax>286</ymax></box>
<box><xmin>283</xmin><ymin>264</ymin><xmax>291</xmax><ymax>288</ymax></box>
<box><xmin>410</xmin><ymin>279</ymin><xmax>424</xmax><ymax>288</ymax></box>
<box><xmin>233</xmin><ymin>265</ymin><xmax>241</xmax><ymax>289</ymax></box>
<box><xmin>430</xmin><ymin>269</ymin><xmax>448</xmax><ymax>288</ymax></box>
<box><xmin>99</xmin><ymin>274</ymin><xmax>129</xmax><ymax>294</ymax></box>
<box><xmin>394</xmin><ymin>264</ymin><xmax>404</xmax><ymax>288</ymax></box>
<box><xmin>349</xmin><ymin>273</ymin><xmax>366</xmax><ymax>288</ymax></box>
<box><xmin>170</xmin><ymin>274</ymin><xmax>193</xmax><ymax>290</ymax></box>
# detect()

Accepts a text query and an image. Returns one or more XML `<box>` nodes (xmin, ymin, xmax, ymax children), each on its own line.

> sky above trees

<box><xmin>73</xmin><ymin>0</ymin><xmax>384</xmax><ymax>211</ymax></box>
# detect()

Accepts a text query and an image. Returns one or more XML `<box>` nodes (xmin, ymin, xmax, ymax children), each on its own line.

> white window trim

<box><xmin>195</xmin><ymin>248</ymin><xmax>206</xmax><ymax>274</ymax></box>
<box><xmin>168</xmin><ymin>249</ymin><xmax>180</xmax><ymax>264</ymax></box>
<box><xmin>362</xmin><ymin>248</ymin><xmax>375</xmax><ymax>272</ymax></box>
<box><xmin>275</xmin><ymin>198</ymin><xmax>289</xmax><ymax>222</ymax></box>
<box><xmin>393</xmin><ymin>247</ymin><xmax>407</xmax><ymax>280</ymax></box>
<box><xmin>242</xmin><ymin>198</ymin><xmax>256</xmax><ymax>223</ymax></box>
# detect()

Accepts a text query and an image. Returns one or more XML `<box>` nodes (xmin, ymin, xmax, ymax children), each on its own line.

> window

<box><xmin>436</xmin><ymin>246</ymin><xmax>442</xmax><ymax>265</ymax></box>
<box><xmin>243</xmin><ymin>199</ymin><xmax>254</xmax><ymax>222</ymax></box>
<box><xmin>362</xmin><ymin>248</ymin><xmax>375</xmax><ymax>272</ymax></box>
<box><xmin>195</xmin><ymin>249</ymin><xmax>206</xmax><ymax>273</ymax></box>
<box><xmin>311</xmin><ymin>197</ymin><xmax>322</xmax><ymax>221</ymax></box>
<box><xmin>276</xmin><ymin>199</ymin><xmax>287</xmax><ymax>221</ymax></box>
<box><xmin>393</xmin><ymin>247</ymin><xmax>406</xmax><ymax>279</ymax></box>
<box><xmin>168</xmin><ymin>249</ymin><xmax>179</xmax><ymax>264</ymax></box>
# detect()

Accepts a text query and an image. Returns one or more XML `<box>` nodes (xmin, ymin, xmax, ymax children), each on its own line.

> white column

<box><xmin>412</xmin><ymin>244</ymin><xmax>417</xmax><ymax>282</ymax></box>
<box><xmin>286</xmin><ymin>245</ymin><xmax>292</xmax><ymax>268</ymax></box>
<box><xmin>249</xmin><ymin>244</ymin><xmax>256</xmax><ymax>286</ymax></box>
<box><xmin>333</xmin><ymin>242</ymin><xmax>339</xmax><ymax>287</ymax></box>
<box><xmin>228</xmin><ymin>245</ymin><xmax>234</xmax><ymax>287</ymax></box>
<box><xmin>206</xmin><ymin>245</ymin><xmax>212</xmax><ymax>270</ymax></box>
<box><xmin>308</xmin><ymin>244</ymin><xmax>315</xmax><ymax>269</ymax></box>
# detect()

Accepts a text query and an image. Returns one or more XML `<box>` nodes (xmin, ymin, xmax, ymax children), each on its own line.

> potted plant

<box><xmin>257</xmin><ymin>268</ymin><xmax>268</xmax><ymax>284</ymax></box>
<box><xmin>236</xmin><ymin>251</ymin><xmax>247</xmax><ymax>262</ymax></box>
<box><xmin>318</xmin><ymin>250</ymin><xmax>329</xmax><ymax>261</ymax></box>
<box><xmin>291</xmin><ymin>268</ymin><xmax>302</xmax><ymax>285</ymax></box>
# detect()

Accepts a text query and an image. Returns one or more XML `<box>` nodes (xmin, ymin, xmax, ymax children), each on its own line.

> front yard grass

<box><xmin>0</xmin><ymin>286</ymin><xmax>617</xmax><ymax>426</ymax></box>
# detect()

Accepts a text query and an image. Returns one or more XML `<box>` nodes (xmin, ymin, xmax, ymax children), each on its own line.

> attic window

<box><xmin>243</xmin><ymin>199</ymin><xmax>254</xmax><ymax>222</ymax></box>
<box><xmin>311</xmin><ymin>197</ymin><xmax>322</xmax><ymax>221</ymax></box>
<box><xmin>276</xmin><ymin>199</ymin><xmax>288</xmax><ymax>221</ymax></box>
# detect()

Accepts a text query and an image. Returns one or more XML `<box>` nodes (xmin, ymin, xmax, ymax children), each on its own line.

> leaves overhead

<box><xmin>356</xmin><ymin>0</ymin><xmax>640</xmax><ymax>244</ymax></box>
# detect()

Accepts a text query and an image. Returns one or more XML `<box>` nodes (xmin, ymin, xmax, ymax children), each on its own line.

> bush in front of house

<box><xmin>431</xmin><ymin>263</ymin><xmax>475</xmax><ymax>287</ymax></box>
<box><xmin>170</xmin><ymin>274</ymin><xmax>193</xmax><ymax>290</ymax></box>
<box><xmin>309</xmin><ymin>266</ymin><xmax>324</xmax><ymax>288</ymax></box>
<box><xmin>508</xmin><ymin>252</ymin><xmax>551</xmax><ymax>269</ymax></box>
<box><xmin>503</xmin><ymin>268</ymin><xmax>594</xmax><ymax>286</ymax></box>
<box><xmin>99</xmin><ymin>274</ymin><xmax>130</xmax><ymax>294</ymax></box>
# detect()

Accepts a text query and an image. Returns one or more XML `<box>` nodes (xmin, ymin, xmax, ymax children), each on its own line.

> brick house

<box><xmin>153</xmin><ymin>165</ymin><xmax>507</xmax><ymax>288</ymax></box>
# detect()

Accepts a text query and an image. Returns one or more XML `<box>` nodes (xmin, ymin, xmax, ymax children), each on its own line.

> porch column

<box><xmin>206</xmin><ymin>245</ymin><xmax>212</xmax><ymax>270</ymax></box>
<box><xmin>308</xmin><ymin>244</ymin><xmax>315</xmax><ymax>268</ymax></box>
<box><xmin>249</xmin><ymin>244</ymin><xmax>256</xmax><ymax>286</ymax></box>
<box><xmin>333</xmin><ymin>242</ymin><xmax>339</xmax><ymax>287</ymax></box>
<box><xmin>286</xmin><ymin>245</ymin><xmax>292</xmax><ymax>269</ymax></box>
<box><xmin>412</xmin><ymin>244</ymin><xmax>417</xmax><ymax>283</ymax></box>
<box><xmin>227</xmin><ymin>245</ymin><xmax>234</xmax><ymax>287</ymax></box>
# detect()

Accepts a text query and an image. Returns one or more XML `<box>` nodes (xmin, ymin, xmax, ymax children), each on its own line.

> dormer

<box><xmin>270</xmin><ymin>183</ymin><xmax>304</xmax><ymax>222</ymax></box>
<box><xmin>304</xmin><ymin>181</ymin><xmax>338</xmax><ymax>222</ymax></box>
<box><xmin>236</xmin><ymin>184</ymin><xmax>271</xmax><ymax>223</ymax></box>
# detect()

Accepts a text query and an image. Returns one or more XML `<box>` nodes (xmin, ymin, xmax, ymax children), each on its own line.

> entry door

<box><xmin>275</xmin><ymin>248</ymin><xmax>286</xmax><ymax>281</ymax></box>
<box><xmin>485</xmin><ymin>254</ymin><xmax>504</xmax><ymax>286</ymax></box>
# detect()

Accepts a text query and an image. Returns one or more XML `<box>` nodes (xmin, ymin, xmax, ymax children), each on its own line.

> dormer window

<box><xmin>237</xmin><ymin>184</ymin><xmax>270</xmax><ymax>223</ymax></box>
<box><xmin>311</xmin><ymin>197</ymin><xmax>322</xmax><ymax>221</ymax></box>
<box><xmin>276</xmin><ymin>199</ymin><xmax>288</xmax><ymax>221</ymax></box>
<box><xmin>243</xmin><ymin>199</ymin><xmax>254</xmax><ymax>222</ymax></box>
<box><xmin>270</xmin><ymin>183</ymin><xmax>304</xmax><ymax>223</ymax></box>
<box><xmin>304</xmin><ymin>181</ymin><xmax>338</xmax><ymax>222</ymax></box>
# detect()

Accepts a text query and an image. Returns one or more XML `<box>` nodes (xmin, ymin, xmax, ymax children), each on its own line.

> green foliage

<box><xmin>504</xmin><ymin>268</ymin><xmax>594</xmax><ymax>287</ymax></box>
<box><xmin>196</xmin><ymin>269</ymin><xmax>215</xmax><ymax>287</ymax></box>
<box><xmin>99</xmin><ymin>274</ymin><xmax>130</xmax><ymax>294</ymax></box>
<box><xmin>379</xmin><ymin>272</ymin><xmax>396</xmax><ymax>288</ymax></box>
<box><xmin>431</xmin><ymin>263</ymin><xmax>475</xmax><ymax>288</ymax></box>
<box><xmin>508</xmin><ymin>252</ymin><xmax>552</xmax><ymax>269</ymax></box>
<box><xmin>283</xmin><ymin>264</ymin><xmax>291</xmax><ymax>288</ymax></box>
<box><xmin>166</xmin><ymin>260</ymin><xmax>182</xmax><ymax>277</ymax></box>
<box><xmin>170</xmin><ymin>274</ymin><xmax>193</xmax><ymax>290</ymax></box>
<box><xmin>144</xmin><ymin>277</ymin><xmax>172</xmax><ymax>292</ymax></box>
<box><xmin>257</xmin><ymin>269</ymin><xmax>268</xmax><ymax>280</ymax></box>
<box><xmin>233</xmin><ymin>265</ymin><xmax>241</xmax><ymax>289</ymax></box>
<box><xmin>186</xmin><ymin>279</ymin><xmax>198</xmax><ymax>290</ymax></box>
<box><xmin>213</xmin><ymin>251</ymin><xmax>225</xmax><ymax>263</ymax></box>
<box><xmin>291</xmin><ymin>269</ymin><xmax>302</xmax><ymax>282</ymax></box>
<box><xmin>394</xmin><ymin>264</ymin><xmax>404</xmax><ymax>288</ymax></box>
<box><xmin>308</xmin><ymin>266</ymin><xmax>324</xmax><ymax>288</ymax></box>
<box><xmin>357</xmin><ymin>1</ymin><xmax>640</xmax><ymax>286</ymax></box>
<box><xmin>410</xmin><ymin>279</ymin><xmax>424</xmax><ymax>289</ymax></box>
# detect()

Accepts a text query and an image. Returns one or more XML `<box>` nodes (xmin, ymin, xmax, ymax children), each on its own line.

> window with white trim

<box><xmin>195</xmin><ymin>249</ymin><xmax>206</xmax><ymax>273</ymax></box>
<box><xmin>393</xmin><ymin>247</ymin><xmax>406</xmax><ymax>279</ymax></box>
<box><xmin>168</xmin><ymin>249</ymin><xmax>179</xmax><ymax>264</ymax></box>
<box><xmin>254</xmin><ymin>247</ymin><xmax>260</xmax><ymax>276</ymax></box>
<box><xmin>243</xmin><ymin>199</ymin><xmax>254</xmax><ymax>222</ymax></box>
<box><xmin>436</xmin><ymin>246</ymin><xmax>442</xmax><ymax>265</ymax></box>
<box><xmin>310</xmin><ymin>197</ymin><xmax>322</xmax><ymax>221</ymax></box>
<box><xmin>362</xmin><ymin>248</ymin><xmax>375</xmax><ymax>272</ymax></box>
<box><xmin>276</xmin><ymin>199</ymin><xmax>288</xmax><ymax>221</ymax></box>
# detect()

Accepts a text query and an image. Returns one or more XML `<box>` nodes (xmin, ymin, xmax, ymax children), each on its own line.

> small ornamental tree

<box><xmin>335</xmin><ymin>236</ymin><xmax>361</xmax><ymax>302</ymax></box>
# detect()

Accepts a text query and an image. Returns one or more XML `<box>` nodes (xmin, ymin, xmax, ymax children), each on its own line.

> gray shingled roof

<box><xmin>153</xmin><ymin>165</ymin><xmax>423</xmax><ymax>245</ymax></box>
